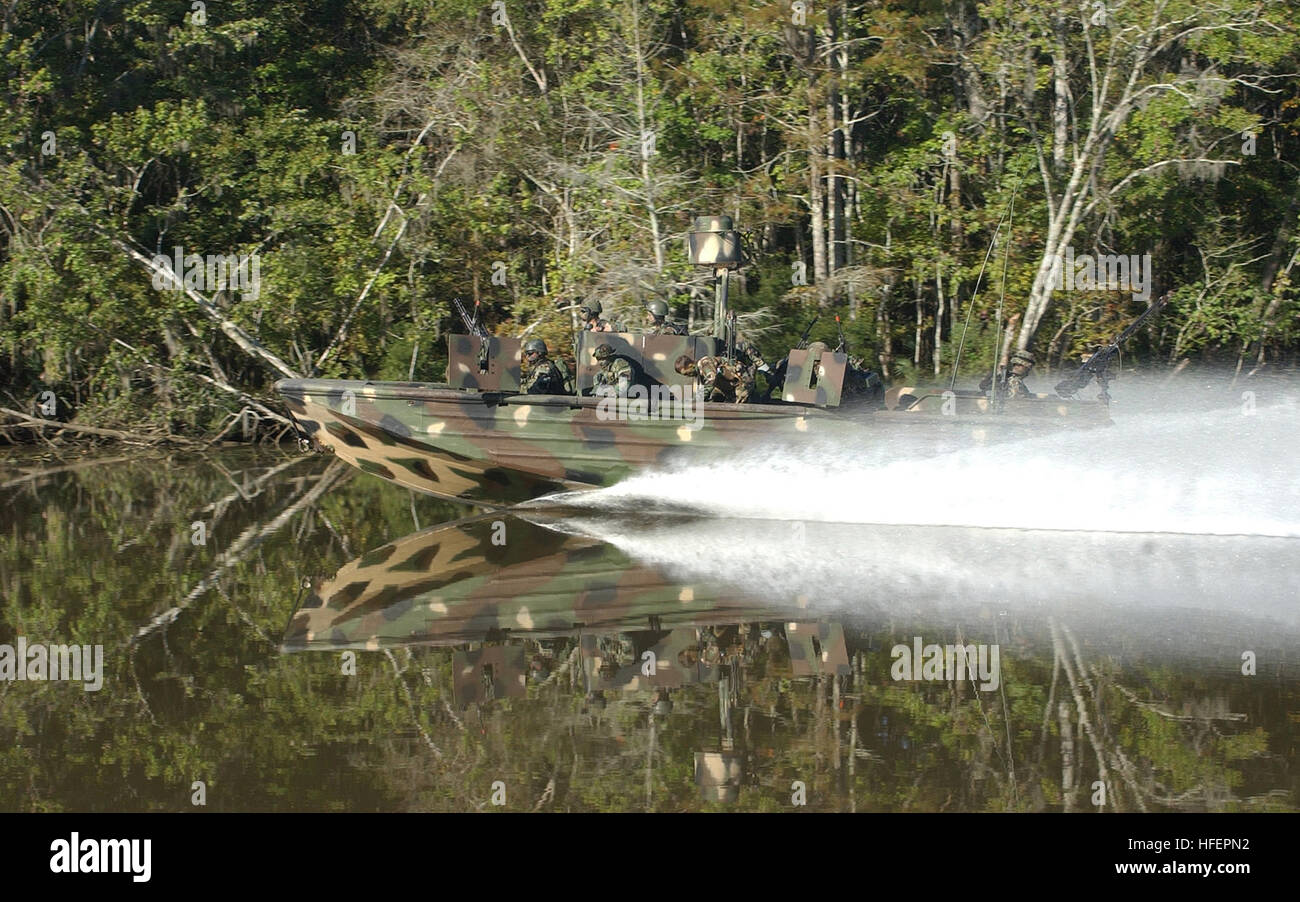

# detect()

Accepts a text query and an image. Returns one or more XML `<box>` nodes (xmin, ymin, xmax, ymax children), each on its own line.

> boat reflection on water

<box><xmin>282</xmin><ymin>514</ymin><xmax>858</xmax><ymax>804</ymax></box>
<box><xmin>282</xmin><ymin>512</ymin><xmax>1300</xmax><ymax>811</ymax></box>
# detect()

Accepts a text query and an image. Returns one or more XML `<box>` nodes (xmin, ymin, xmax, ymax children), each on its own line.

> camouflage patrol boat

<box><xmin>277</xmin><ymin>217</ymin><xmax>1113</xmax><ymax>507</ymax></box>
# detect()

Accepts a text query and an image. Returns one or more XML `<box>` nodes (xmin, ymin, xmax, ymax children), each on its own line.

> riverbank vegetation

<box><xmin>4</xmin><ymin>0</ymin><xmax>1299</xmax><ymax>441</ymax></box>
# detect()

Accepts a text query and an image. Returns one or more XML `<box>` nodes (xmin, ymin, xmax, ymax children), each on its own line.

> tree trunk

<box><xmin>914</xmin><ymin>276</ymin><xmax>924</xmax><ymax>367</ymax></box>
<box><xmin>839</xmin><ymin>3</ymin><xmax>854</xmax><ymax>265</ymax></box>
<box><xmin>952</xmin><ymin>0</ymin><xmax>987</xmax><ymax>128</ymax></box>
<box><xmin>877</xmin><ymin>284</ymin><xmax>893</xmax><ymax>379</ymax></box>
<box><xmin>1051</xmin><ymin>18</ymin><xmax>1069</xmax><ymax>173</ymax></box>
<box><xmin>631</xmin><ymin>3</ymin><xmax>664</xmax><ymax>273</ymax></box>
<box><xmin>828</xmin><ymin>93</ymin><xmax>841</xmax><ymax>284</ymax></box>
<box><xmin>827</xmin><ymin>3</ymin><xmax>846</xmax><ymax>276</ymax></box>
<box><xmin>934</xmin><ymin>263</ymin><xmax>945</xmax><ymax>376</ymax></box>
<box><xmin>809</xmin><ymin>91</ymin><xmax>828</xmax><ymax>293</ymax></box>
<box><xmin>1059</xmin><ymin>700</ymin><xmax>1075</xmax><ymax>813</ymax></box>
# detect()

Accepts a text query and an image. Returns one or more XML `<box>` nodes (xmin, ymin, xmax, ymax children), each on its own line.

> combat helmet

<box><xmin>523</xmin><ymin>338</ymin><xmax>547</xmax><ymax>357</ymax></box>
<box><xmin>646</xmin><ymin>299</ymin><xmax>669</xmax><ymax>318</ymax></box>
<box><xmin>580</xmin><ymin>299</ymin><xmax>603</xmax><ymax>318</ymax></box>
<box><xmin>1009</xmin><ymin>349</ymin><xmax>1035</xmax><ymax>368</ymax></box>
<box><xmin>806</xmin><ymin>340</ymin><xmax>829</xmax><ymax>356</ymax></box>
<box><xmin>593</xmin><ymin>343</ymin><xmax>617</xmax><ymax>361</ymax></box>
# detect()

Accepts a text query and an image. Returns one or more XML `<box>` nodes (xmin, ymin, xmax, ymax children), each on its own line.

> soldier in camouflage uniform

<box><xmin>644</xmin><ymin>299</ymin><xmax>687</xmax><ymax>335</ymax></box>
<box><xmin>980</xmin><ymin>348</ymin><xmax>1036</xmax><ymax>400</ymax></box>
<box><xmin>580</xmin><ymin>300</ymin><xmax>617</xmax><ymax>332</ymax></box>
<box><xmin>732</xmin><ymin>337</ymin><xmax>768</xmax><ymax>403</ymax></box>
<box><xmin>593</xmin><ymin>343</ymin><xmax>638</xmax><ymax>393</ymax></box>
<box><xmin>675</xmin><ymin>354</ymin><xmax>740</xmax><ymax>403</ymax></box>
<box><xmin>522</xmin><ymin>339</ymin><xmax>570</xmax><ymax>395</ymax></box>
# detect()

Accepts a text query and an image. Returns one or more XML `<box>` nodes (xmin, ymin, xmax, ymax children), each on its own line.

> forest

<box><xmin>3</xmin><ymin>0</ymin><xmax>1299</xmax><ymax>439</ymax></box>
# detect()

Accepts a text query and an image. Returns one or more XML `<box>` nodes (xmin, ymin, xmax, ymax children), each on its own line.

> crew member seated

<box><xmin>980</xmin><ymin>349</ymin><xmax>1036</xmax><ymax>399</ymax></box>
<box><xmin>522</xmin><ymin>339</ymin><xmax>572</xmax><ymax>394</ymax></box>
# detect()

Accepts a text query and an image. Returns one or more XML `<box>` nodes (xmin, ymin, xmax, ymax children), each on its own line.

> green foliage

<box><xmin>3</xmin><ymin>0</ymin><xmax>1300</xmax><ymax>438</ymax></box>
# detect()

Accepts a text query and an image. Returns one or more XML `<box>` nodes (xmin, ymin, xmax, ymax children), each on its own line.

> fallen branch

<box><xmin>384</xmin><ymin>649</ymin><xmax>445</xmax><ymax>759</ymax></box>
<box><xmin>1050</xmin><ymin>619</ymin><xmax>1120</xmax><ymax>808</ymax></box>
<box><xmin>196</xmin><ymin>455</ymin><xmax>311</xmax><ymax>536</ymax></box>
<box><xmin>108</xmin><ymin>335</ymin><xmax>294</xmax><ymax>433</ymax></box>
<box><xmin>112</xmin><ymin>240</ymin><xmax>300</xmax><ymax>379</ymax></box>
<box><xmin>10</xmin><ymin>176</ymin><xmax>301</xmax><ymax>382</ymax></box>
<box><xmin>0</xmin><ymin>407</ymin><xmax>203</xmax><ymax>447</ymax></box>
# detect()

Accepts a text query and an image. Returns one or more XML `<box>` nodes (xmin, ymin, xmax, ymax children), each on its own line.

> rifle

<box><xmin>795</xmin><ymin>314</ymin><xmax>820</xmax><ymax>350</ymax></box>
<box><xmin>1054</xmin><ymin>294</ymin><xmax>1168</xmax><ymax>402</ymax></box>
<box><xmin>452</xmin><ymin>297</ymin><xmax>492</xmax><ymax>372</ymax></box>
<box><xmin>453</xmin><ymin>297</ymin><xmax>489</xmax><ymax>339</ymax></box>
<box><xmin>834</xmin><ymin>314</ymin><xmax>847</xmax><ymax>354</ymax></box>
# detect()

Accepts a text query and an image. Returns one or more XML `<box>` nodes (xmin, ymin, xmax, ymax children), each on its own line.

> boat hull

<box><xmin>275</xmin><ymin>379</ymin><xmax>1110</xmax><ymax>506</ymax></box>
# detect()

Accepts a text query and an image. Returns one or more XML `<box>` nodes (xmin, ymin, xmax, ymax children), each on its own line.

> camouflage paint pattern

<box><xmin>276</xmin><ymin>374</ymin><xmax>862</xmax><ymax>508</ymax></box>
<box><xmin>281</xmin><ymin>514</ymin><xmax>770</xmax><ymax>652</ymax></box>
<box><xmin>453</xmin><ymin>645</ymin><xmax>527</xmax><ymax>707</ymax></box>
<box><xmin>446</xmin><ymin>335</ymin><xmax>522</xmax><ymax>391</ymax></box>
<box><xmin>276</xmin><ymin>335</ymin><xmax>1111</xmax><ymax>507</ymax></box>
<box><xmin>281</xmin><ymin>513</ymin><xmax>855</xmax><ymax>703</ymax></box>
<box><xmin>781</xmin><ymin>348</ymin><xmax>848</xmax><ymax>407</ymax></box>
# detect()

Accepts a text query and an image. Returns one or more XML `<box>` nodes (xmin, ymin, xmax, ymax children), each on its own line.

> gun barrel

<box><xmin>1054</xmin><ymin>296</ymin><xmax>1166</xmax><ymax>398</ymax></box>
<box><xmin>795</xmin><ymin>315</ymin><xmax>819</xmax><ymax>349</ymax></box>
<box><xmin>452</xmin><ymin>297</ymin><xmax>489</xmax><ymax>338</ymax></box>
<box><xmin>1114</xmin><ymin>295</ymin><xmax>1166</xmax><ymax>346</ymax></box>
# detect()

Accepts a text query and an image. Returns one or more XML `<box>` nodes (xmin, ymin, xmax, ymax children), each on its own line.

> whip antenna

<box><xmin>949</xmin><ymin>179</ymin><xmax>1020</xmax><ymax>390</ymax></box>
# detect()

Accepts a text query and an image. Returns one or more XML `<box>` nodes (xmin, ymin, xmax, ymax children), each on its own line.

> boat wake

<box><xmin>528</xmin><ymin>382</ymin><xmax>1300</xmax><ymax>539</ymax></box>
<box><xmin>518</xmin><ymin>513</ymin><xmax>1300</xmax><ymax>626</ymax></box>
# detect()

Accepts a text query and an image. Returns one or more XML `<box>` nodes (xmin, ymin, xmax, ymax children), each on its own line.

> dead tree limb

<box><xmin>0</xmin><ymin>407</ymin><xmax>203</xmax><ymax>447</ymax></box>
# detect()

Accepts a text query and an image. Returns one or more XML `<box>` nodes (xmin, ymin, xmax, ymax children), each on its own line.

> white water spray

<box><xmin>543</xmin><ymin>379</ymin><xmax>1300</xmax><ymax>538</ymax></box>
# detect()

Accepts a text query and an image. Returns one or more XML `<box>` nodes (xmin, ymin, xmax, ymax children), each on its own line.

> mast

<box><xmin>688</xmin><ymin>215</ymin><xmax>743</xmax><ymax>340</ymax></box>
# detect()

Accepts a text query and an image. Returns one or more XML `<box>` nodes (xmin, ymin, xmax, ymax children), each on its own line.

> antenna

<box><xmin>988</xmin><ymin>184</ymin><xmax>1018</xmax><ymax>403</ymax></box>
<box><xmin>949</xmin><ymin>179</ymin><xmax>1021</xmax><ymax>390</ymax></box>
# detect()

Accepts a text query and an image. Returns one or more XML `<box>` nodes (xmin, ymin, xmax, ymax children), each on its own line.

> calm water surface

<box><xmin>1</xmin><ymin>444</ymin><xmax>1296</xmax><ymax>812</ymax></box>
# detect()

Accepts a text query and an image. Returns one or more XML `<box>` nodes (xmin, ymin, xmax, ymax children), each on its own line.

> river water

<box><xmin>1</xmin><ymin>376</ymin><xmax>1297</xmax><ymax>811</ymax></box>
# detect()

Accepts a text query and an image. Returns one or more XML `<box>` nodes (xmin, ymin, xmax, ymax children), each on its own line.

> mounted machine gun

<box><xmin>1054</xmin><ymin>294</ymin><xmax>1169</xmax><ymax>403</ymax></box>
